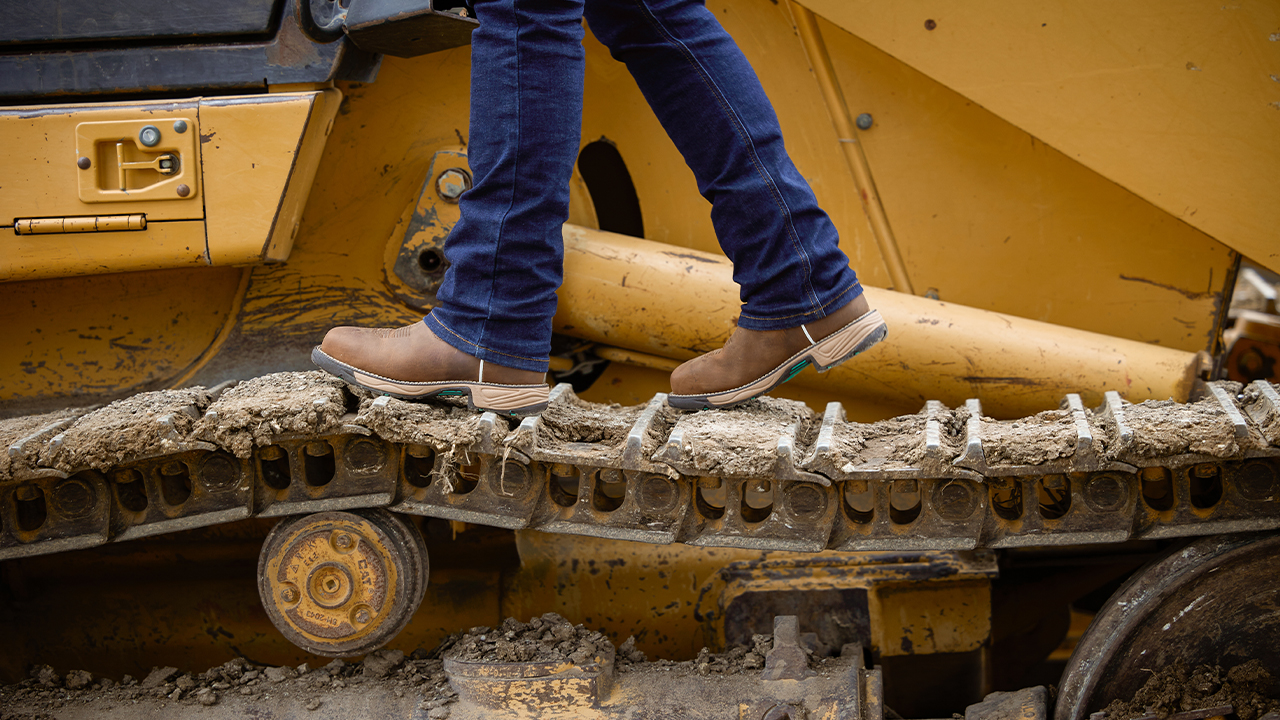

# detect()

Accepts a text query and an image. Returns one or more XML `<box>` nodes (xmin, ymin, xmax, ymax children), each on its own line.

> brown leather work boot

<box><xmin>667</xmin><ymin>294</ymin><xmax>887</xmax><ymax>410</ymax></box>
<box><xmin>312</xmin><ymin>320</ymin><xmax>550</xmax><ymax>415</ymax></box>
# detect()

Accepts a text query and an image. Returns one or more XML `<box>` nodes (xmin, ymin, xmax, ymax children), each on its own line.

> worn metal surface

<box><xmin>345</xmin><ymin>0</ymin><xmax>478</xmax><ymax>58</ymax></box>
<box><xmin>800</xmin><ymin>0</ymin><xmax>1280</xmax><ymax>273</ymax></box>
<box><xmin>1055</xmin><ymin>532</ymin><xmax>1280</xmax><ymax>720</ymax></box>
<box><xmin>3</xmin><ymin>379</ymin><xmax>1277</xmax><ymax>566</ymax></box>
<box><xmin>3</xmin><ymin>0</ymin><xmax>283</xmax><ymax>46</ymax></box>
<box><xmin>0</xmin><ymin>90</ymin><xmax>337</xmax><ymax>281</ymax></box>
<box><xmin>257</xmin><ymin>508</ymin><xmax>428</xmax><ymax>656</ymax></box>
<box><xmin>0</xmin><ymin>0</ymin><xmax>379</xmax><ymax>100</ymax></box>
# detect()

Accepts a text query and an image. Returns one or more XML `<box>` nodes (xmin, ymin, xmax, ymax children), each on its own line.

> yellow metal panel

<box><xmin>800</xmin><ymin>0</ymin><xmax>1280</xmax><ymax>271</ymax></box>
<box><xmin>0</xmin><ymin>266</ymin><xmax>242</xmax><ymax>412</ymax></box>
<box><xmin>199</xmin><ymin>89</ymin><xmax>341</xmax><ymax>265</ymax></box>
<box><xmin>806</xmin><ymin>15</ymin><xmax>1239</xmax><ymax>353</ymax></box>
<box><xmin>872</xmin><ymin>580</ymin><xmax>991</xmax><ymax>656</ymax></box>
<box><xmin>1</xmin><ymin>220</ymin><xmax>207</xmax><ymax>282</ymax></box>
<box><xmin>0</xmin><ymin>100</ymin><xmax>204</xmax><ymax>222</ymax></box>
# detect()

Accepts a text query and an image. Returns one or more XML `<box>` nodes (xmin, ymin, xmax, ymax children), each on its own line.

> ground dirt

<box><xmin>822</xmin><ymin>404</ymin><xmax>965</xmax><ymax>472</ymax></box>
<box><xmin>443</xmin><ymin>613</ymin><xmax>613</xmax><ymax>665</ymax></box>
<box><xmin>669</xmin><ymin>397</ymin><xmax>816</xmax><ymax>477</ymax></box>
<box><xmin>1099</xmin><ymin>659</ymin><xmax>1280</xmax><ymax>720</ymax></box>
<box><xmin>192</xmin><ymin>372</ymin><xmax>349</xmax><ymax>458</ymax></box>
<box><xmin>980</xmin><ymin>408</ymin><xmax>1079</xmax><ymax>466</ymax></box>
<box><xmin>0</xmin><ymin>649</ymin><xmax>455</xmax><ymax>720</ymax></box>
<box><xmin>35</xmin><ymin>389</ymin><xmax>211</xmax><ymax>473</ymax></box>
<box><xmin>0</xmin><ymin>620</ymin><xmax>797</xmax><ymax>720</ymax></box>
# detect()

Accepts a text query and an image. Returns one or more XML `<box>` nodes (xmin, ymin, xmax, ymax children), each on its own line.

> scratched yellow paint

<box><xmin>0</xmin><ymin>0</ymin><xmax>1243</xmax><ymax>414</ymax></box>
<box><xmin>801</xmin><ymin>0</ymin><xmax>1280</xmax><ymax>272</ymax></box>
<box><xmin>871</xmin><ymin>580</ymin><xmax>991</xmax><ymax>656</ymax></box>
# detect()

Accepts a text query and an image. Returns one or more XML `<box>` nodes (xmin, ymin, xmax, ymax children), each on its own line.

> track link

<box><xmin>1</xmin><ymin>374</ymin><xmax>1278</xmax><ymax>560</ymax></box>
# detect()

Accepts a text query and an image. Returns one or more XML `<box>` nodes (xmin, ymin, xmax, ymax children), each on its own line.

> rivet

<box><xmin>924</xmin><ymin>18</ymin><xmax>937</xmax><ymax>30</ymax></box>
<box><xmin>176</xmin><ymin>184</ymin><xmax>191</xmax><ymax>198</ymax></box>
<box><xmin>77</xmin><ymin>157</ymin><xmax>92</xmax><ymax>170</ymax></box>
<box><xmin>139</xmin><ymin>125</ymin><xmax>161</xmax><ymax>147</ymax></box>
<box><xmin>173</xmin><ymin>120</ymin><xmax>188</xmax><ymax>134</ymax></box>
<box><xmin>856</xmin><ymin>113</ymin><xmax>874</xmax><ymax>130</ymax></box>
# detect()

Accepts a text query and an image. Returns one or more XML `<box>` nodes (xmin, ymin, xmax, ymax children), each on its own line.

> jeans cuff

<box><xmin>423</xmin><ymin>313</ymin><xmax>551</xmax><ymax>374</ymax></box>
<box><xmin>735</xmin><ymin>281</ymin><xmax>863</xmax><ymax>331</ymax></box>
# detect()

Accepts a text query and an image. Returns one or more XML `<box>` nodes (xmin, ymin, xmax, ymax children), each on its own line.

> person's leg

<box><xmin>427</xmin><ymin>0</ymin><xmax>586</xmax><ymax>372</ymax></box>
<box><xmin>583</xmin><ymin>0</ymin><xmax>885</xmax><ymax>407</ymax></box>
<box><xmin>314</xmin><ymin>0</ymin><xmax>586</xmax><ymax>414</ymax></box>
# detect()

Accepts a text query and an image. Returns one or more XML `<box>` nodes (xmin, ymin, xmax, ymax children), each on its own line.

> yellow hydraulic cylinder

<box><xmin>554</xmin><ymin>225</ymin><xmax>1199</xmax><ymax>418</ymax></box>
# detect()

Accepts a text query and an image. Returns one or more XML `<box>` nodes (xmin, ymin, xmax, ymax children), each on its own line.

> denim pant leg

<box><xmin>426</xmin><ymin>0</ymin><xmax>586</xmax><ymax>373</ymax></box>
<box><xmin>584</xmin><ymin>0</ymin><xmax>862</xmax><ymax>330</ymax></box>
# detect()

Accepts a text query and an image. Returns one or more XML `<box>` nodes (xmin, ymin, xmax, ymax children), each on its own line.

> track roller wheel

<box><xmin>1056</xmin><ymin>532</ymin><xmax>1280</xmax><ymax>719</ymax></box>
<box><xmin>257</xmin><ymin>509</ymin><xmax>428</xmax><ymax>657</ymax></box>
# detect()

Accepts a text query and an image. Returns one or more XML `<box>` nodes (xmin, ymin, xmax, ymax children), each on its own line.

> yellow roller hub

<box><xmin>257</xmin><ymin>509</ymin><xmax>428</xmax><ymax>657</ymax></box>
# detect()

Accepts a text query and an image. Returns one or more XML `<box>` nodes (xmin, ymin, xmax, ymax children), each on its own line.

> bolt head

<box><xmin>354</xmin><ymin>609</ymin><xmax>372</xmax><ymax>624</ymax></box>
<box><xmin>173</xmin><ymin>119</ymin><xmax>188</xmax><ymax>134</ymax></box>
<box><xmin>176</xmin><ymin>184</ymin><xmax>191</xmax><ymax>198</ymax></box>
<box><xmin>436</xmin><ymin>168</ymin><xmax>471</xmax><ymax>200</ymax></box>
<box><xmin>334</xmin><ymin>533</ymin><xmax>353</xmax><ymax>550</ymax></box>
<box><xmin>77</xmin><ymin>156</ymin><xmax>92</xmax><ymax>170</ymax></box>
<box><xmin>139</xmin><ymin>125</ymin><xmax>161</xmax><ymax>147</ymax></box>
<box><xmin>856</xmin><ymin>113</ymin><xmax>874</xmax><ymax>130</ymax></box>
<box><xmin>280</xmin><ymin>587</ymin><xmax>298</xmax><ymax>603</ymax></box>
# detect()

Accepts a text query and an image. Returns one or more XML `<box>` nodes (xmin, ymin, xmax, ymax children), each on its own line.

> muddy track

<box><xmin>1</xmin><ymin>374</ymin><xmax>1278</xmax><ymax>560</ymax></box>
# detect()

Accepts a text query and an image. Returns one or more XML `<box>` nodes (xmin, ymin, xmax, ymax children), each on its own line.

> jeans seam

<box><xmin>430</xmin><ymin>315</ymin><xmax>550</xmax><ymax>363</ymax></box>
<box><xmin>476</xmin><ymin>5</ymin><xmax>526</xmax><ymax>351</ymax></box>
<box><xmin>737</xmin><ymin>281</ymin><xmax>861</xmax><ymax>322</ymax></box>
<box><xmin>629</xmin><ymin>0</ymin><xmax>822</xmax><ymax>314</ymax></box>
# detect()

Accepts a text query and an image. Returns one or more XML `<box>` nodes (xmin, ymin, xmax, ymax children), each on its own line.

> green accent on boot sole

<box><xmin>783</xmin><ymin>360</ymin><xmax>810</xmax><ymax>383</ymax></box>
<box><xmin>436</xmin><ymin>390</ymin><xmax>464</xmax><ymax>397</ymax></box>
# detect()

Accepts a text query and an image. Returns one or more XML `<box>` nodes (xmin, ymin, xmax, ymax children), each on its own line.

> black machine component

<box><xmin>0</xmin><ymin>0</ymin><xmax>478</xmax><ymax>101</ymax></box>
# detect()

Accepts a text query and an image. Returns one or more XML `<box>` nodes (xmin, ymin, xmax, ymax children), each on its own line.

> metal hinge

<box><xmin>14</xmin><ymin>214</ymin><xmax>147</xmax><ymax>235</ymax></box>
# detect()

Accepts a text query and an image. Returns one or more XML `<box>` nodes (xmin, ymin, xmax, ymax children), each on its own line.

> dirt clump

<box><xmin>534</xmin><ymin>392</ymin><xmax>643</xmax><ymax>463</ymax></box>
<box><xmin>1106</xmin><ymin>394</ymin><xmax>1242</xmax><ymax>460</ymax></box>
<box><xmin>0</xmin><ymin>648</ymin><xmax>458</xmax><ymax>716</ymax></box>
<box><xmin>36</xmin><ymin>388</ymin><xmax>211</xmax><ymax>472</ymax></box>
<box><xmin>668</xmin><ymin>397</ymin><xmax>815</xmax><ymax>477</ymax></box>
<box><xmin>822</xmin><ymin>404</ymin><xmax>965</xmax><ymax>472</ymax></box>
<box><xmin>0</xmin><ymin>406</ymin><xmax>93</xmax><ymax>479</ymax></box>
<box><xmin>444</xmin><ymin>613</ymin><xmax>613</xmax><ymax>666</ymax></box>
<box><xmin>355</xmin><ymin>395</ymin><xmax>497</xmax><ymax>451</ymax></box>
<box><xmin>1242</xmin><ymin>382</ymin><xmax>1280</xmax><ymax>446</ymax></box>
<box><xmin>194</xmin><ymin>372</ymin><xmax>349</xmax><ymax>458</ymax></box>
<box><xmin>980</xmin><ymin>408</ymin><xmax>1078</xmax><ymax>466</ymax></box>
<box><xmin>1099</xmin><ymin>659</ymin><xmax>1280</xmax><ymax>720</ymax></box>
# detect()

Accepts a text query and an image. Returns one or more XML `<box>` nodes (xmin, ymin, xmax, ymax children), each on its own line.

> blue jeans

<box><xmin>427</xmin><ymin>0</ymin><xmax>863</xmax><ymax>372</ymax></box>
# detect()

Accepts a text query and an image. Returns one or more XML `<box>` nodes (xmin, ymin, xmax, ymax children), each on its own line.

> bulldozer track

<box><xmin>1</xmin><ymin>373</ymin><xmax>1277</xmax><ymax>560</ymax></box>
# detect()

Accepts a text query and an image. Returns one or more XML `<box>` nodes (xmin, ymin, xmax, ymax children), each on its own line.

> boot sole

<box><xmin>311</xmin><ymin>347</ymin><xmax>550</xmax><ymax>416</ymax></box>
<box><xmin>667</xmin><ymin>309</ymin><xmax>888</xmax><ymax>411</ymax></box>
